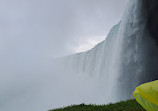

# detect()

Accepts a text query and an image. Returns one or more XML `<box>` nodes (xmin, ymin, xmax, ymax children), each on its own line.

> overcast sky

<box><xmin>0</xmin><ymin>0</ymin><xmax>127</xmax><ymax>111</ymax></box>
<box><xmin>0</xmin><ymin>0</ymin><xmax>127</xmax><ymax>58</ymax></box>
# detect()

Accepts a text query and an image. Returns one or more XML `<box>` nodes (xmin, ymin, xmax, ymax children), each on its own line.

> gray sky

<box><xmin>0</xmin><ymin>0</ymin><xmax>127</xmax><ymax>58</ymax></box>
<box><xmin>0</xmin><ymin>0</ymin><xmax>127</xmax><ymax>111</ymax></box>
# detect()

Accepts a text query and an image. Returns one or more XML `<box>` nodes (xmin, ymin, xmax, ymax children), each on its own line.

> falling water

<box><xmin>1</xmin><ymin>0</ymin><xmax>158</xmax><ymax>111</ymax></box>
<box><xmin>60</xmin><ymin>0</ymin><xmax>158</xmax><ymax>103</ymax></box>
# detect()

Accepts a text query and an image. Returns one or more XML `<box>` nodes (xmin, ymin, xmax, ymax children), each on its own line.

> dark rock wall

<box><xmin>144</xmin><ymin>0</ymin><xmax>158</xmax><ymax>45</ymax></box>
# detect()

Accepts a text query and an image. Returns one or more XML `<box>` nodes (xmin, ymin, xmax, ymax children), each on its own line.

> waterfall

<box><xmin>59</xmin><ymin>0</ymin><xmax>158</xmax><ymax>103</ymax></box>
<box><xmin>1</xmin><ymin>0</ymin><xmax>158</xmax><ymax>111</ymax></box>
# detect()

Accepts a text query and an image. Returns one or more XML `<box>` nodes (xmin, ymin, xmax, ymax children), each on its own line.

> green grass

<box><xmin>49</xmin><ymin>99</ymin><xmax>145</xmax><ymax>111</ymax></box>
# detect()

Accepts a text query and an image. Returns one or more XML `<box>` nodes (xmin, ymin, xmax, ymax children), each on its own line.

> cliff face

<box><xmin>144</xmin><ymin>0</ymin><xmax>158</xmax><ymax>44</ymax></box>
<box><xmin>59</xmin><ymin>0</ymin><xmax>158</xmax><ymax>102</ymax></box>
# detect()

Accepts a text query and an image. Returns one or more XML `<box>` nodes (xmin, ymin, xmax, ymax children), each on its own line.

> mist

<box><xmin>0</xmin><ymin>0</ymin><xmax>127</xmax><ymax>111</ymax></box>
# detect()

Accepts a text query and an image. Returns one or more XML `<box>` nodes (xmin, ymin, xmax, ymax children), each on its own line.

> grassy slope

<box><xmin>49</xmin><ymin>99</ymin><xmax>145</xmax><ymax>111</ymax></box>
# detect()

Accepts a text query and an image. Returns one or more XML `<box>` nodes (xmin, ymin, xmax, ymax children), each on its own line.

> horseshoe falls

<box><xmin>58</xmin><ymin>0</ymin><xmax>158</xmax><ymax>104</ymax></box>
<box><xmin>2</xmin><ymin>0</ymin><xmax>158</xmax><ymax>111</ymax></box>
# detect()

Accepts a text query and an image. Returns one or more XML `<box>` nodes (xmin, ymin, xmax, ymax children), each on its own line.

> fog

<box><xmin>0</xmin><ymin>0</ymin><xmax>127</xmax><ymax>111</ymax></box>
